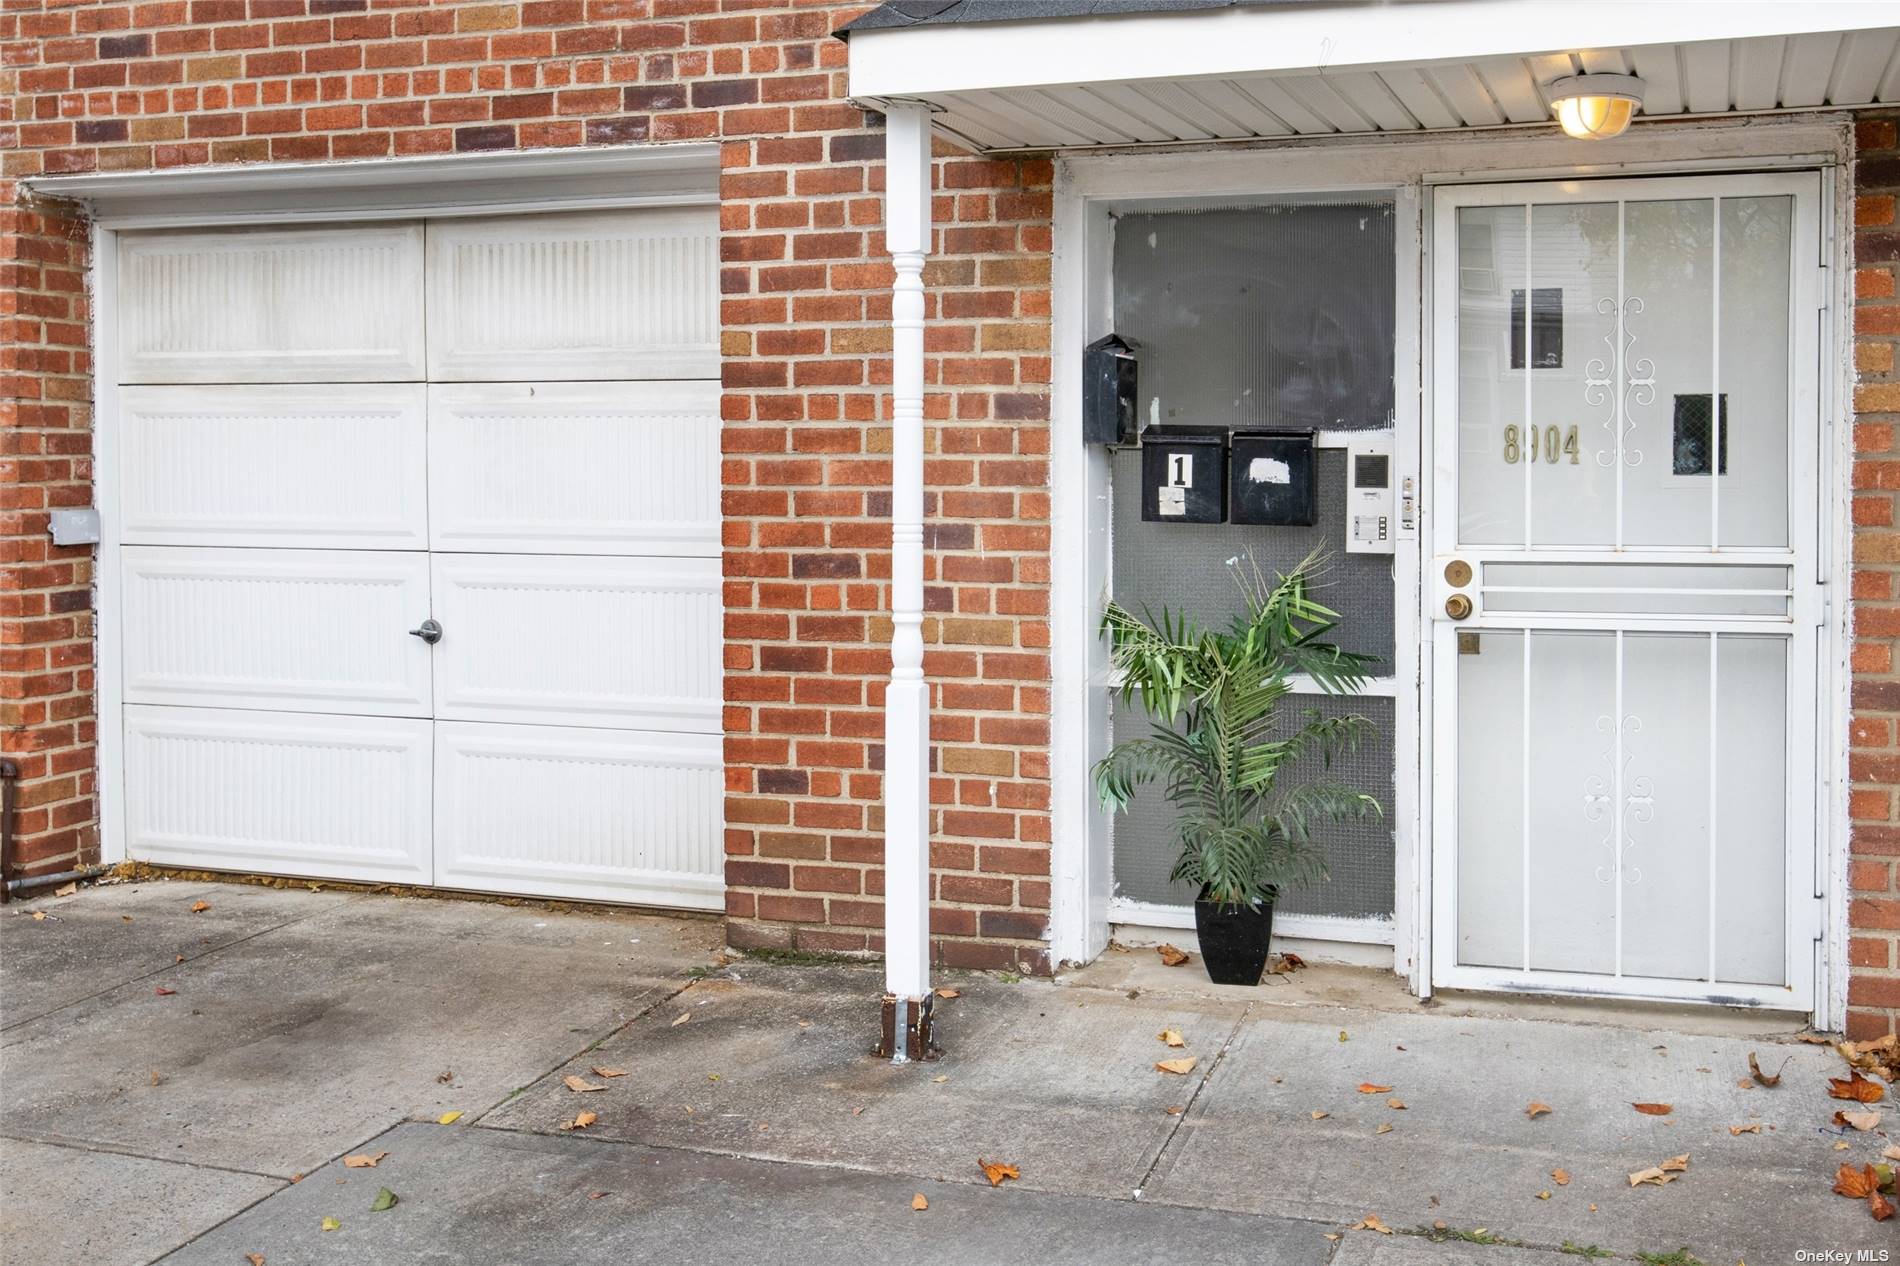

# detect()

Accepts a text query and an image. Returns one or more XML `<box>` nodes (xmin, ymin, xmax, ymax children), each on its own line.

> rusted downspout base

<box><xmin>877</xmin><ymin>993</ymin><xmax>938</xmax><ymax>1062</ymax></box>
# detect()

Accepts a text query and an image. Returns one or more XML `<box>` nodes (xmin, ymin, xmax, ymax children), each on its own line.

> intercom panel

<box><xmin>1345</xmin><ymin>436</ymin><xmax>1395</xmax><ymax>554</ymax></box>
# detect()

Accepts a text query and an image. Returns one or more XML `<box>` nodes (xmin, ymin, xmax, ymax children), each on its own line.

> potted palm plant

<box><xmin>1094</xmin><ymin>551</ymin><xmax>1381</xmax><ymax>986</ymax></box>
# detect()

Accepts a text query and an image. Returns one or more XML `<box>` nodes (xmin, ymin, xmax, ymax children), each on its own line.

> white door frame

<box><xmin>1049</xmin><ymin>118</ymin><xmax>1853</xmax><ymax>1029</ymax></box>
<box><xmin>1426</xmin><ymin>171</ymin><xmax>1826</xmax><ymax>1011</ymax></box>
<box><xmin>25</xmin><ymin>145</ymin><xmax>720</xmax><ymax>878</ymax></box>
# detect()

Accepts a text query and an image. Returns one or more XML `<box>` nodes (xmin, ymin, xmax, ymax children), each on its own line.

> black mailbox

<box><xmin>1229</xmin><ymin>430</ymin><xmax>1317</xmax><ymax>526</ymax></box>
<box><xmin>1082</xmin><ymin>333</ymin><xmax>1138</xmax><ymax>445</ymax></box>
<box><xmin>1141</xmin><ymin>431</ymin><xmax>1226</xmax><ymax>523</ymax></box>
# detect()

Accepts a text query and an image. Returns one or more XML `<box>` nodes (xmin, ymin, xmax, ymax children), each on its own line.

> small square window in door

<box><xmin>1509</xmin><ymin>287</ymin><xmax>1563</xmax><ymax>369</ymax></box>
<box><xmin>1672</xmin><ymin>393</ymin><xmax>1729</xmax><ymax>476</ymax></box>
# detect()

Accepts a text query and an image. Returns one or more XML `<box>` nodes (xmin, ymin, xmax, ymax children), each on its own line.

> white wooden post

<box><xmin>881</xmin><ymin>103</ymin><xmax>933</xmax><ymax>1056</ymax></box>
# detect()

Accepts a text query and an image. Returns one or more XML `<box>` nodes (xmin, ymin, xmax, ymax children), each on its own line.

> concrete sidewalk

<box><xmin>1</xmin><ymin>881</ymin><xmax>1888</xmax><ymax>1265</ymax></box>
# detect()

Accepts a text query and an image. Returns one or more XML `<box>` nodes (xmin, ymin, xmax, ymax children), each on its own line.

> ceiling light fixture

<box><xmin>1546</xmin><ymin>73</ymin><xmax>1646</xmax><ymax>140</ymax></box>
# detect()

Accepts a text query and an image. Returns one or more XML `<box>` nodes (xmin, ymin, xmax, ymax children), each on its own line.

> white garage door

<box><xmin>113</xmin><ymin>210</ymin><xmax>725</xmax><ymax>909</ymax></box>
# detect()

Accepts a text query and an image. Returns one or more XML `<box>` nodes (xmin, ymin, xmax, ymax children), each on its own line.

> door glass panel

<box><xmin>1719</xmin><ymin>196</ymin><xmax>1793</xmax><ymax>548</ymax></box>
<box><xmin>1525</xmin><ymin>631</ymin><xmax>1617</xmax><ymax>975</ymax></box>
<box><xmin>1456</xmin><ymin>206</ymin><xmax>1524</xmax><ymax>545</ymax></box>
<box><xmin>1529</xmin><ymin>203</ymin><xmax>1619</xmax><ymax>547</ymax></box>
<box><xmin>1455</xmin><ymin>629</ymin><xmax>1522</xmax><ymax>969</ymax></box>
<box><xmin>1714</xmin><ymin>634</ymin><xmax>1787</xmax><ymax>984</ymax></box>
<box><xmin>1618</xmin><ymin>632</ymin><xmax>1713</xmax><ymax>978</ymax></box>
<box><xmin>1622</xmin><ymin>200</ymin><xmax>1715</xmax><ymax>547</ymax></box>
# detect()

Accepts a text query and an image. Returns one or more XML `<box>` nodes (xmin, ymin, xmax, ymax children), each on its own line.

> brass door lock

<box><xmin>1443</xmin><ymin>559</ymin><xmax>1473</xmax><ymax>588</ymax></box>
<box><xmin>1444</xmin><ymin>593</ymin><xmax>1473</xmax><ymax>620</ymax></box>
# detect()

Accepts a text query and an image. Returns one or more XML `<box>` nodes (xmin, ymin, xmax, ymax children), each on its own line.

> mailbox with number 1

<box><xmin>1140</xmin><ymin>432</ymin><xmax>1226</xmax><ymax>524</ymax></box>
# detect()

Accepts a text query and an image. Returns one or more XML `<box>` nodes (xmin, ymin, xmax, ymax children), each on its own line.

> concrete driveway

<box><xmin>1</xmin><ymin>880</ymin><xmax>1888</xmax><ymax>1265</ymax></box>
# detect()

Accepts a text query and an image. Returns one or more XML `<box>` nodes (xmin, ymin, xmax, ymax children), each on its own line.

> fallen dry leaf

<box><xmin>1632</xmin><ymin>1102</ymin><xmax>1674</xmax><ymax>1116</ymax></box>
<box><xmin>1536</xmin><ymin>1190</ymin><xmax>1552</xmax><ymax>1200</ymax></box>
<box><xmin>1838</xmin><ymin>1141</ymin><xmax>1853</xmax><ymax>1151</ymax></box>
<box><xmin>1551</xmin><ymin>1169</ymin><xmax>1570</xmax><ymax>1186</ymax></box>
<box><xmin>1628</xmin><ymin>1167</ymin><xmax>1677</xmax><ymax>1187</ymax></box>
<box><xmin>1375</xmin><ymin>1122</ymin><xmax>1394</xmax><ymax>1135</ymax></box>
<box><xmin>154</xmin><ymin>986</ymin><xmax>176</xmax><ymax>996</ymax></box>
<box><xmin>934</xmin><ymin>988</ymin><xmax>960</xmax><ymax>999</ymax></box>
<box><xmin>30</xmin><ymin>911</ymin><xmax>46</xmax><ymax>921</ymax></box>
<box><xmin>1386</xmin><ymin>1098</ymin><xmax>1406</xmax><ymax>1110</ymax></box>
<box><xmin>1797</xmin><ymin>1033</ymin><xmax>1833</xmax><ymax>1044</ymax></box>
<box><xmin>1164</xmin><ymin>1104</ymin><xmax>1184</xmax><ymax>1115</ymax></box>
<box><xmin>1351</xmin><ymin>1214</ymin><xmax>1393</xmax><ymax>1235</ymax></box>
<box><xmin>437</xmin><ymin>1111</ymin><xmax>462</xmax><ymax>1125</ymax></box>
<box><xmin>247</xmin><ymin>1255</ymin><xmax>265</xmax><ymax>1266</ymax></box>
<box><xmin>560</xmin><ymin>1111</ymin><xmax>597</xmax><ymax>1131</ymax></box>
<box><xmin>1156</xmin><ymin>944</ymin><xmax>1189</xmax><ymax>967</ymax></box>
<box><xmin>977</xmin><ymin>1158</ymin><xmax>1019</xmax><ymax>1187</ymax></box>
<box><xmin>1873</xmin><ymin>1191</ymin><xmax>1897</xmax><ymax>1222</ymax></box>
<box><xmin>436</xmin><ymin>1070</ymin><xmax>454</xmax><ymax>1084</ymax></box>
<box><xmin>911</xmin><ymin>1192</ymin><xmax>928</xmax><ymax>1211</ymax></box>
<box><xmin>122</xmin><ymin>915</ymin><xmax>133</xmax><ymax>923</ymax></box>
<box><xmin>1884</xmin><ymin>1144</ymin><xmax>1900</xmax><ymax>1161</ymax></box>
<box><xmin>1310</xmin><ymin>1110</ymin><xmax>1329</xmax><ymax>1120</ymax></box>
<box><xmin>563</xmin><ymin>1075</ymin><xmax>608</xmax><ymax>1094</ymax></box>
<box><xmin>589</xmin><ymin>1191</ymin><xmax>608</xmax><ymax>1200</ymax></box>
<box><xmin>591</xmin><ymin>1067</ymin><xmax>627</xmax><ymax>1079</ymax></box>
<box><xmin>1836</xmin><ymin>1110</ymin><xmax>1882</xmax><ymax>1132</ymax></box>
<box><xmin>149</xmin><ymin>1070</ymin><xmax>160</xmax><ymax>1087</ymax></box>
<box><xmin>932</xmin><ymin>1075</ymin><xmax>948</xmax><ymax>1084</ymax></box>
<box><xmin>1155</xmin><ymin>1057</ymin><xmax>1198</xmax><ymax>1076</ymax></box>
<box><xmin>1357</xmin><ymin>1083</ymin><xmax>1393</xmax><ymax>1095</ymax></box>
<box><xmin>320</xmin><ymin>1217</ymin><xmax>341</xmax><ymax>1233</ymax></box>
<box><xmin>1748</xmin><ymin>1051</ymin><xmax>1789</xmax><ymax>1087</ymax></box>
<box><xmin>1729</xmin><ymin>1123</ymin><xmax>1762</xmax><ymax>1136</ymax></box>
<box><xmin>1157</xmin><ymin>1029</ymin><xmax>1186</xmax><ymax>1048</ymax></box>
<box><xmin>190</xmin><ymin>900</ymin><xmax>210</xmax><ymax>913</ymax></box>
<box><xmin>1660</xmin><ymin>1154</ymin><xmax>1690</xmax><ymax>1172</ymax></box>
<box><xmin>1526</xmin><ymin>1102</ymin><xmax>1553</xmax><ymax>1118</ymax></box>
<box><xmin>342</xmin><ymin>1152</ymin><xmax>388</xmax><ymax>1169</ymax></box>
<box><xmin>1836</xmin><ymin>1163</ymin><xmax>1879</xmax><ymax>1199</ymax></box>
<box><xmin>1829</xmin><ymin>1072</ymin><xmax>1886</xmax><ymax>1104</ymax></box>
<box><xmin>671</xmin><ymin>1013</ymin><xmax>690</xmax><ymax>1027</ymax></box>
<box><xmin>1324</xmin><ymin>1233</ymin><xmax>1342</xmax><ymax>1243</ymax></box>
<box><xmin>54</xmin><ymin>882</ymin><xmax>77</xmax><ymax>897</ymax></box>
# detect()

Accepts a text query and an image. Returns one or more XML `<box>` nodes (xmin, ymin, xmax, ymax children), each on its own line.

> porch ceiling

<box><xmin>843</xmin><ymin>0</ymin><xmax>1900</xmax><ymax>153</ymax></box>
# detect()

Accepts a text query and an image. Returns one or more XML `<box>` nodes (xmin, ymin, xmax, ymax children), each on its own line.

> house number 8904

<box><xmin>1503</xmin><ymin>424</ymin><xmax>1581</xmax><ymax>465</ymax></box>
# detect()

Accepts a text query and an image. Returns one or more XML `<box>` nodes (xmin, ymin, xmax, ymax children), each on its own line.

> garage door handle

<box><xmin>408</xmin><ymin>618</ymin><xmax>443</xmax><ymax>645</ymax></box>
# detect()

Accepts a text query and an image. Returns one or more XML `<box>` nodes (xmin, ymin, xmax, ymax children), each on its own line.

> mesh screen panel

<box><xmin>1109</xmin><ymin>693</ymin><xmax>1397</xmax><ymax>918</ymax></box>
<box><xmin>1111</xmin><ymin>201</ymin><xmax>1395</xmax><ymax>432</ymax></box>
<box><xmin>1111</xmin><ymin>448</ymin><xmax>1395</xmax><ymax>664</ymax></box>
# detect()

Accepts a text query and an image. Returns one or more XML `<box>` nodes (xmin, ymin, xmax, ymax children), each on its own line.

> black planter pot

<box><xmin>1193</xmin><ymin>893</ymin><xmax>1275</xmax><ymax>986</ymax></box>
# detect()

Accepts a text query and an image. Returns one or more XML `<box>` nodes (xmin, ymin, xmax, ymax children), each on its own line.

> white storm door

<box><xmin>1428</xmin><ymin>174</ymin><xmax>1823</xmax><ymax>1008</ymax></box>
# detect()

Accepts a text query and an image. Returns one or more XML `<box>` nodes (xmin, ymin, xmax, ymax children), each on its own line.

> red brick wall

<box><xmin>1850</xmin><ymin>109</ymin><xmax>1900</xmax><ymax>1038</ymax></box>
<box><xmin>0</xmin><ymin>189</ymin><xmax>96</xmax><ymax>881</ymax></box>
<box><xmin>0</xmin><ymin>0</ymin><xmax>1057</xmax><ymax>972</ymax></box>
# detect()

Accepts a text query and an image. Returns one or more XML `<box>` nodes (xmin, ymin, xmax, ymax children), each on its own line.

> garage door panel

<box><xmin>425</xmin><ymin>209</ymin><xmax>717</xmax><ymax>381</ymax></box>
<box><xmin>428</xmin><ymin>381</ymin><xmax>719</xmax><ymax>556</ymax></box>
<box><xmin>432</xmin><ymin>554</ymin><xmax>719</xmax><ymax>731</ymax></box>
<box><xmin>124</xmin><ymin>706</ymin><xmax>432</xmax><ymax>883</ymax></box>
<box><xmin>121</xmin><ymin>385</ymin><xmax>428</xmax><ymax>549</ymax></box>
<box><xmin>122</xmin><ymin>547</ymin><xmax>433</xmax><ymax>716</ymax></box>
<box><xmin>118</xmin><ymin>224</ymin><xmax>425</xmax><ymax>383</ymax></box>
<box><xmin>432</xmin><ymin>723</ymin><xmax>722</xmax><ymax>907</ymax></box>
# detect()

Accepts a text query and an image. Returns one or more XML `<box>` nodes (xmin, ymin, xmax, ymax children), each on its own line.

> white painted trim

<box><xmin>24</xmin><ymin>144</ymin><xmax>720</xmax><ymax>228</ymax></box>
<box><xmin>1109</xmin><ymin>899</ymin><xmax>1396</xmax><ymax>946</ymax></box>
<box><xmin>847</xmin><ymin>2</ymin><xmax>1897</xmax><ymax>101</ymax></box>
<box><xmin>92</xmin><ymin>222</ymin><xmax>125</xmax><ymax>867</ymax></box>
<box><xmin>1821</xmin><ymin>161</ymin><xmax>1854</xmax><ymax>1034</ymax></box>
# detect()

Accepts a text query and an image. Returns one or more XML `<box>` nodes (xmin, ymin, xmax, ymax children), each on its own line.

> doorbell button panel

<box><xmin>1345</xmin><ymin>436</ymin><xmax>1395</xmax><ymax>554</ymax></box>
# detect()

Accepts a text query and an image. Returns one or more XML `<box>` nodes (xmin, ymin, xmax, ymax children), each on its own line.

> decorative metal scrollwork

<box><xmin>1583</xmin><ymin>296</ymin><xmax>1648</xmax><ymax>469</ymax></box>
<box><xmin>1582</xmin><ymin>712</ymin><xmax>1652</xmax><ymax>885</ymax></box>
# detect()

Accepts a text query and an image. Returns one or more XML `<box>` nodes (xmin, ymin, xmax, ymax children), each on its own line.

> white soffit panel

<box><xmin>121</xmin><ymin>546</ymin><xmax>433</xmax><ymax>716</ymax></box>
<box><xmin>118</xmin><ymin>223</ymin><xmax>424</xmax><ymax>382</ymax></box>
<box><xmin>425</xmin><ymin>207</ymin><xmax>719</xmax><ymax>382</ymax></box>
<box><xmin>847</xmin><ymin>3</ymin><xmax>1900</xmax><ymax>153</ymax></box>
<box><xmin>124</xmin><ymin>705</ymin><xmax>433</xmax><ymax>884</ymax></box>
<box><xmin>120</xmin><ymin>384</ymin><xmax>428</xmax><ymax>550</ymax></box>
<box><xmin>430</xmin><ymin>553</ymin><xmax>721</xmax><ymax>733</ymax></box>
<box><xmin>427</xmin><ymin>380</ymin><xmax>719</xmax><ymax>557</ymax></box>
<box><xmin>432</xmin><ymin>722</ymin><xmax>723</xmax><ymax>908</ymax></box>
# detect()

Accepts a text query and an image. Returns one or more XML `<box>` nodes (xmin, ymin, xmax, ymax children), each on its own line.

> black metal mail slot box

<box><xmin>1140</xmin><ymin>431</ymin><xmax>1226</xmax><ymax>523</ymax></box>
<box><xmin>1229</xmin><ymin>430</ymin><xmax>1317</xmax><ymax>526</ymax></box>
<box><xmin>1083</xmin><ymin>333</ymin><xmax>1139</xmax><ymax>445</ymax></box>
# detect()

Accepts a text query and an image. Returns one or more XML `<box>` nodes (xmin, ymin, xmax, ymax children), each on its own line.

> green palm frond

<box><xmin>1093</xmin><ymin>548</ymin><xmax>1382</xmax><ymax>908</ymax></box>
